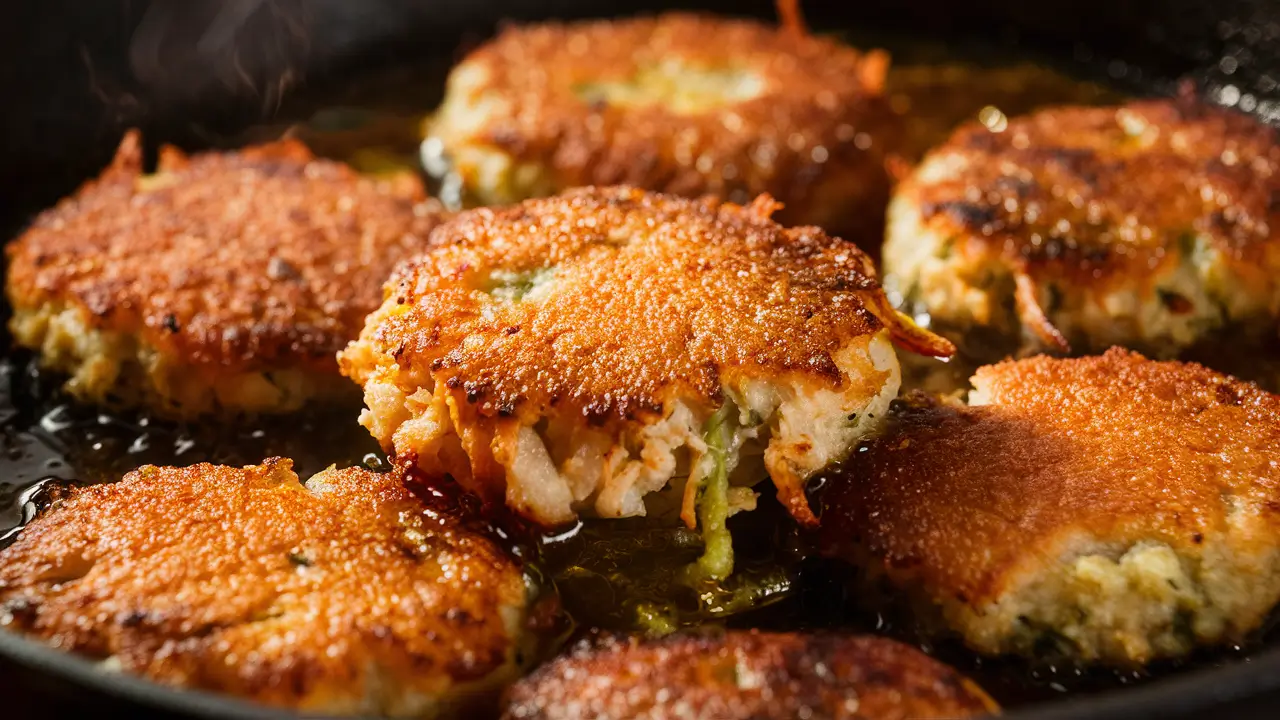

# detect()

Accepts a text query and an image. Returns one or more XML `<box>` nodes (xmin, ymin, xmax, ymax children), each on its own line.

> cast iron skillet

<box><xmin>2</xmin><ymin>0</ymin><xmax>1280</xmax><ymax>717</ymax></box>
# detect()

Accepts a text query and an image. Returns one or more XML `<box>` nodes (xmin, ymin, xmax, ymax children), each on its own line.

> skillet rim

<box><xmin>3</xmin><ymin>622</ymin><xmax>1279</xmax><ymax>719</ymax></box>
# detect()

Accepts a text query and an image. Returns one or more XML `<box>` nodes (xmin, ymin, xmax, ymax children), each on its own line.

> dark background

<box><xmin>1</xmin><ymin>0</ymin><xmax>1277</xmax><ymax>233</ymax></box>
<box><xmin>1</xmin><ymin>0</ymin><xmax>1279</xmax><ymax>717</ymax></box>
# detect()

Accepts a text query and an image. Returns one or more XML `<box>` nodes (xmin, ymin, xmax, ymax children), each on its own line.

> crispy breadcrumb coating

<box><xmin>6</xmin><ymin>131</ymin><xmax>444</xmax><ymax>416</ymax></box>
<box><xmin>884</xmin><ymin>98</ymin><xmax>1280</xmax><ymax>364</ymax></box>
<box><xmin>820</xmin><ymin>348</ymin><xmax>1280</xmax><ymax>665</ymax></box>
<box><xmin>425</xmin><ymin>13</ymin><xmax>900</xmax><ymax>240</ymax></box>
<box><xmin>0</xmin><ymin>459</ymin><xmax>529</xmax><ymax>717</ymax></box>
<box><xmin>341</xmin><ymin>187</ymin><xmax>950</xmax><ymax>543</ymax></box>
<box><xmin>502</xmin><ymin>630</ymin><xmax>997</xmax><ymax>720</ymax></box>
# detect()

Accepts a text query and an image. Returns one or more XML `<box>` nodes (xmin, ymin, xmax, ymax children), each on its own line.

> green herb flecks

<box><xmin>485</xmin><ymin>267</ymin><xmax>557</xmax><ymax>303</ymax></box>
<box><xmin>688</xmin><ymin>402</ymin><xmax>736</xmax><ymax>582</ymax></box>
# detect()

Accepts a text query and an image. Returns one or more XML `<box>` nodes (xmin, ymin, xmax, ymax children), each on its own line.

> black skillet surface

<box><xmin>3</xmin><ymin>0</ymin><xmax>1280</xmax><ymax>717</ymax></box>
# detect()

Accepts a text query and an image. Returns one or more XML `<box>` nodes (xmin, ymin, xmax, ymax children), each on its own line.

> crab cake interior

<box><xmin>340</xmin><ymin>186</ymin><xmax>950</xmax><ymax>578</ymax></box>
<box><xmin>424</xmin><ymin>13</ymin><xmax>900</xmax><ymax>239</ymax></box>
<box><xmin>0</xmin><ymin>459</ymin><xmax>529</xmax><ymax>718</ymax></box>
<box><xmin>5</xmin><ymin>131</ymin><xmax>444</xmax><ymax>417</ymax></box>
<box><xmin>883</xmin><ymin>97</ymin><xmax>1280</xmax><ymax>369</ymax></box>
<box><xmin>502</xmin><ymin>630</ymin><xmax>997</xmax><ymax>720</ymax></box>
<box><xmin>819</xmin><ymin>348</ymin><xmax>1280</xmax><ymax>666</ymax></box>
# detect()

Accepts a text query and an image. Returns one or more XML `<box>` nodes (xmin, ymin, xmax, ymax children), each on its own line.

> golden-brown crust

<box><xmin>430</xmin><ymin>13</ymin><xmax>900</xmax><ymax>237</ymax></box>
<box><xmin>343</xmin><ymin>187</ymin><xmax>947</xmax><ymax>429</ymax></box>
<box><xmin>818</xmin><ymin>348</ymin><xmax>1280</xmax><ymax>606</ymax></box>
<box><xmin>5</xmin><ymin>131</ymin><xmax>444</xmax><ymax>376</ymax></box>
<box><xmin>0</xmin><ymin>459</ymin><xmax>526</xmax><ymax>714</ymax></box>
<box><xmin>501</xmin><ymin>630</ymin><xmax>997</xmax><ymax>720</ymax></box>
<box><xmin>900</xmin><ymin>97</ymin><xmax>1280</xmax><ymax>296</ymax></box>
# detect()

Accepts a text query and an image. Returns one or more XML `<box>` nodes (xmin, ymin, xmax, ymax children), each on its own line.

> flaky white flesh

<box><xmin>940</xmin><ymin>535</ymin><xmax>1280</xmax><ymax>666</ymax></box>
<box><xmin>11</xmin><ymin>303</ymin><xmax>352</xmax><ymax>416</ymax></box>
<box><xmin>354</xmin><ymin>332</ymin><xmax>901</xmax><ymax>527</ymax></box>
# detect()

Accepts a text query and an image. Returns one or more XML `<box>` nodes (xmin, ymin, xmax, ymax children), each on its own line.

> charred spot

<box><xmin>801</xmin><ymin>352</ymin><xmax>842</xmax><ymax>381</ymax></box>
<box><xmin>266</xmin><ymin>256</ymin><xmax>302</xmax><ymax>281</ymax></box>
<box><xmin>831</xmin><ymin>269</ymin><xmax>881</xmax><ymax>292</ymax></box>
<box><xmin>446</xmin><ymin>607</ymin><xmax>478</xmax><ymax>625</ymax></box>
<box><xmin>1048</xmin><ymin>242</ymin><xmax>1113</xmax><ymax>266</ymax></box>
<box><xmin>922</xmin><ymin>200</ymin><xmax>997</xmax><ymax>228</ymax></box>
<box><xmin>189</xmin><ymin>620</ymin><xmax>226</xmax><ymax>639</ymax></box>
<box><xmin>582</xmin><ymin>402</ymin><xmax>614</xmax><ymax>427</ymax></box>
<box><xmin>161</xmin><ymin>314</ymin><xmax>180</xmax><ymax>333</ymax></box>
<box><xmin>1216</xmin><ymin>382</ymin><xmax>1243</xmax><ymax>406</ymax></box>
<box><xmin>503</xmin><ymin>325</ymin><xmax>521</xmax><ymax>336</ymax></box>
<box><xmin>1157</xmin><ymin>289</ymin><xmax>1194</xmax><ymax>314</ymax></box>
<box><xmin>395</xmin><ymin>540</ymin><xmax>424</xmax><ymax>561</ymax></box>
<box><xmin>463</xmin><ymin>381</ymin><xmax>483</xmax><ymax>403</ymax></box>
<box><xmin>1192</xmin><ymin>532</ymin><xmax>1204</xmax><ymax>544</ymax></box>
<box><xmin>497</xmin><ymin>401</ymin><xmax>517</xmax><ymax>417</ymax></box>
<box><xmin>1035</xmin><ymin>145</ymin><xmax>1097</xmax><ymax>168</ymax></box>
<box><xmin>700</xmin><ymin>362</ymin><xmax>721</xmax><ymax>390</ymax></box>
<box><xmin>444</xmin><ymin>376</ymin><xmax>462</xmax><ymax>389</ymax></box>
<box><xmin>120</xmin><ymin>609</ymin><xmax>151</xmax><ymax>627</ymax></box>
<box><xmin>1208</xmin><ymin>210</ymin><xmax>1233</xmax><ymax>232</ymax></box>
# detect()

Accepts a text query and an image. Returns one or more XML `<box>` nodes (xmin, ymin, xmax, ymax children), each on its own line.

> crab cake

<box><xmin>502</xmin><ymin>631</ymin><xmax>997</xmax><ymax>720</ymax></box>
<box><xmin>819</xmin><ymin>349</ymin><xmax>1280</xmax><ymax>666</ymax></box>
<box><xmin>883</xmin><ymin>97</ymin><xmax>1280</xmax><ymax>365</ymax></box>
<box><xmin>339</xmin><ymin>187</ymin><xmax>951</xmax><ymax>578</ymax></box>
<box><xmin>5</xmin><ymin>131</ymin><xmax>444</xmax><ymax>417</ymax></box>
<box><xmin>424</xmin><ymin>13</ymin><xmax>900</xmax><ymax>240</ymax></box>
<box><xmin>0</xmin><ymin>459</ymin><xmax>530</xmax><ymax>717</ymax></box>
